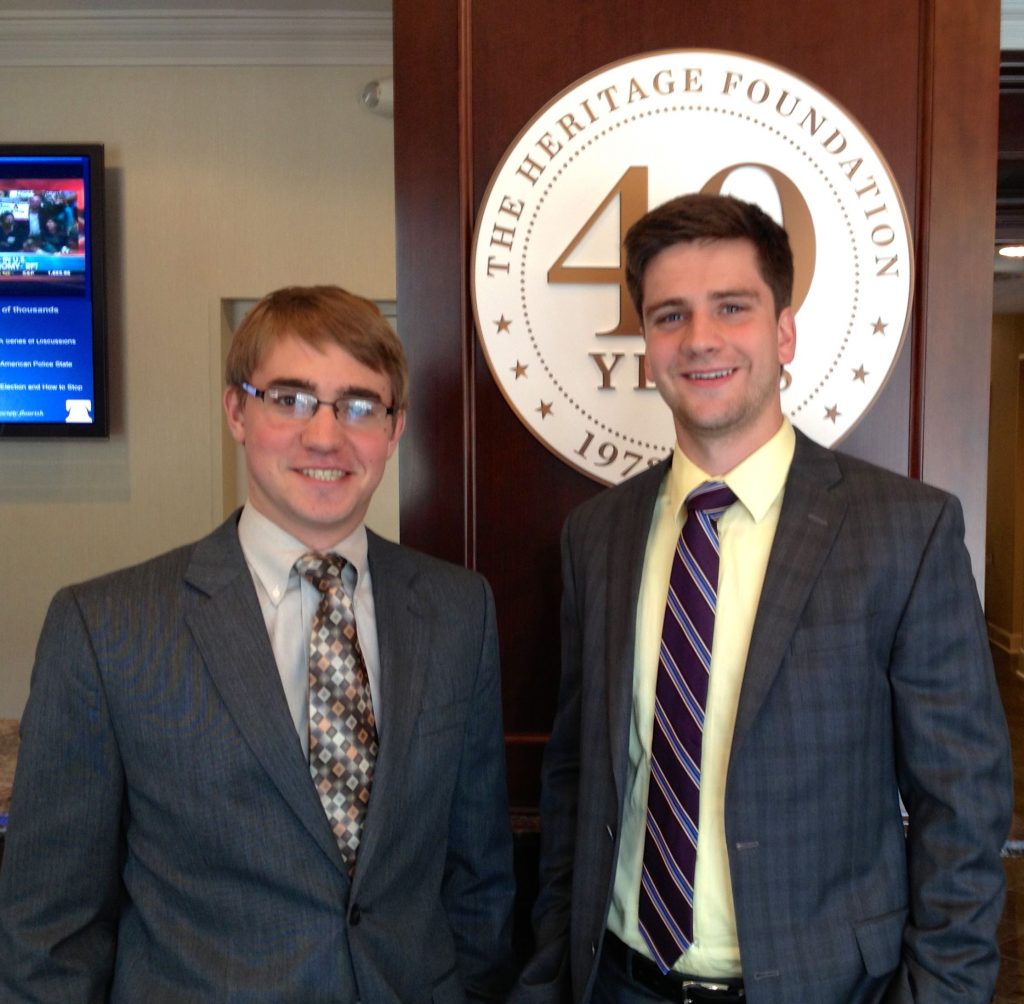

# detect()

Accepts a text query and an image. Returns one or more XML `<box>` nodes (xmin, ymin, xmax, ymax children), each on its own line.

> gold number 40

<box><xmin>547</xmin><ymin>164</ymin><xmax>816</xmax><ymax>337</ymax></box>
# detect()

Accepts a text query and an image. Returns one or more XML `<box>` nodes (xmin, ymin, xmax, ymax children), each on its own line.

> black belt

<box><xmin>603</xmin><ymin>932</ymin><xmax>745</xmax><ymax>1003</ymax></box>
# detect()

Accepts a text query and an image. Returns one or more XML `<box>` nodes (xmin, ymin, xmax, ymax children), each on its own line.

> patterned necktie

<box><xmin>638</xmin><ymin>481</ymin><xmax>736</xmax><ymax>972</ymax></box>
<box><xmin>296</xmin><ymin>552</ymin><xmax>378</xmax><ymax>869</ymax></box>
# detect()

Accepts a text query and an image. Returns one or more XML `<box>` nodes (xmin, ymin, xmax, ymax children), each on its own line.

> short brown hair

<box><xmin>624</xmin><ymin>194</ymin><xmax>794</xmax><ymax>317</ymax></box>
<box><xmin>225</xmin><ymin>285</ymin><xmax>408</xmax><ymax>411</ymax></box>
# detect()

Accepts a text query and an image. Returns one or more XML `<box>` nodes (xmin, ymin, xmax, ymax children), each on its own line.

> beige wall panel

<box><xmin>987</xmin><ymin>314</ymin><xmax>1024</xmax><ymax>652</ymax></box>
<box><xmin>0</xmin><ymin>64</ymin><xmax>397</xmax><ymax>719</ymax></box>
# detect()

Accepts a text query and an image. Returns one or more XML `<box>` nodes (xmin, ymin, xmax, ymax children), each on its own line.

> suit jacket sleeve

<box><xmin>442</xmin><ymin>575</ymin><xmax>517</xmax><ymax>1001</ymax></box>
<box><xmin>885</xmin><ymin>492</ymin><xmax>1011</xmax><ymax>1000</ymax></box>
<box><xmin>512</xmin><ymin>515</ymin><xmax>584</xmax><ymax>1002</ymax></box>
<box><xmin>0</xmin><ymin>586</ymin><xmax>124</xmax><ymax>1002</ymax></box>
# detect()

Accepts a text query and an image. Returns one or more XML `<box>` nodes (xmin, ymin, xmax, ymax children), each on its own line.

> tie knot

<box><xmin>685</xmin><ymin>481</ymin><xmax>736</xmax><ymax>518</ymax></box>
<box><xmin>295</xmin><ymin>551</ymin><xmax>347</xmax><ymax>591</ymax></box>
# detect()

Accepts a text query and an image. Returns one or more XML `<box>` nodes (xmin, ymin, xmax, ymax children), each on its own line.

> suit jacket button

<box><xmin>349</xmin><ymin>904</ymin><xmax>362</xmax><ymax>926</ymax></box>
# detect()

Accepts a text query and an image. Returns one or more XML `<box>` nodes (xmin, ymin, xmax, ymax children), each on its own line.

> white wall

<box><xmin>0</xmin><ymin>63</ymin><xmax>397</xmax><ymax>718</ymax></box>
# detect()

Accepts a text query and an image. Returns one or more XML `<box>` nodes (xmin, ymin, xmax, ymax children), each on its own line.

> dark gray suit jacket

<box><xmin>0</xmin><ymin>513</ymin><xmax>516</xmax><ymax>1003</ymax></box>
<box><xmin>517</xmin><ymin>431</ymin><xmax>1011</xmax><ymax>1003</ymax></box>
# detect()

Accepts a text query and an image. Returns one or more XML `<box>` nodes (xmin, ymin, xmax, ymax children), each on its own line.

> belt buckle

<box><xmin>679</xmin><ymin>979</ymin><xmax>742</xmax><ymax>1002</ymax></box>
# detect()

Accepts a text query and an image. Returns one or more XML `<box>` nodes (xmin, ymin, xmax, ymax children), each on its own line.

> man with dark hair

<box><xmin>622</xmin><ymin>194</ymin><xmax>795</xmax><ymax>318</ymax></box>
<box><xmin>514</xmin><ymin>194</ymin><xmax>1011</xmax><ymax>1002</ymax></box>
<box><xmin>0</xmin><ymin>211</ymin><xmax>24</xmax><ymax>252</ymax></box>
<box><xmin>0</xmin><ymin>285</ymin><xmax>516</xmax><ymax>1002</ymax></box>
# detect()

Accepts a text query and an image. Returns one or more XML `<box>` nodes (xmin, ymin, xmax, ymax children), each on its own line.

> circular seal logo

<box><xmin>471</xmin><ymin>49</ymin><xmax>913</xmax><ymax>485</ymax></box>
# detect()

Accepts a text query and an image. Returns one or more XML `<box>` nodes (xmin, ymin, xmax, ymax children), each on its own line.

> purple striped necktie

<box><xmin>638</xmin><ymin>480</ymin><xmax>737</xmax><ymax>973</ymax></box>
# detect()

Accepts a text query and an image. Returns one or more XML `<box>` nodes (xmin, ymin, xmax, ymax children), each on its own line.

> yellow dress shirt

<box><xmin>607</xmin><ymin>419</ymin><xmax>795</xmax><ymax>977</ymax></box>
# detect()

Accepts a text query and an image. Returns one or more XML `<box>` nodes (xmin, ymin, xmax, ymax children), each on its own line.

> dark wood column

<box><xmin>394</xmin><ymin>0</ymin><xmax>999</xmax><ymax>809</ymax></box>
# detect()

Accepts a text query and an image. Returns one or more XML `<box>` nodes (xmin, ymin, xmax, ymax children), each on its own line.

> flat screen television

<box><xmin>0</xmin><ymin>144</ymin><xmax>108</xmax><ymax>438</ymax></box>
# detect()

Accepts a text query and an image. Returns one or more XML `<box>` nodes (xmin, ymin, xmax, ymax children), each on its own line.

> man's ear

<box><xmin>386</xmin><ymin>409</ymin><xmax>407</xmax><ymax>458</ymax></box>
<box><xmin>777</xmin><ymin>306</ymin><xmax>797</xmax><ymax>365</ymax></box>
<box><xmin>223</xmin><ymin>385</ymin><xmax>247</xmax><ymax>445</ymax></box>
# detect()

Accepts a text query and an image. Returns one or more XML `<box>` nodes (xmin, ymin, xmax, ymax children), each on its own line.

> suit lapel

<box><xmin>604</xmin><ymin>463</ymin><xmax>667</xmax><ymax>801</ymax></box>
<box><xmin>349</xmin><ymin>532</ymin><xmax>429</xmax><ymax>884</ymax></box>
<box><xmin>731</xmin><ymin>432</ymin><xmax>846</xmax><ymax>755</ymax></box>
<box><xmin>182</xmin><ymin>514</ymin><xmax>347</xmax><ymax>874</ymax></box>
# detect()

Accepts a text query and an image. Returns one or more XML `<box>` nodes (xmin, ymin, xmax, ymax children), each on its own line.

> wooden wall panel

<box><xmin>916</xmin><ymin>3</ymin><xmax>1000</xmax><ymax>575</ymax></box>
<box><xmin>394</xmin><ymin>1</ymin><xmax>469</xmax><ymax>567</ymax></box>
<box><xmin>395</xmin><ymin>0</ymin><xmax>998</xmax><ymax>809</ymax></box>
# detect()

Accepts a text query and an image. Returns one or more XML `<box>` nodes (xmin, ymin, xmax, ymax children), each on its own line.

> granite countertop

<box><xmin>0</xmin><ymin>719</ymin><xmax>20</xmax><ymax>824</ymax></box>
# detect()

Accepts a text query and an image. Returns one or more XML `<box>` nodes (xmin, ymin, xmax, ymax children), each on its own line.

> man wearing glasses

<box><xmin>0</xmin><ymin>286</ymin><xmax>516</xmax><ymax>1002</ymax></box>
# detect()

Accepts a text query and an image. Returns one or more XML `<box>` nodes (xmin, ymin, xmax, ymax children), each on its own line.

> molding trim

<box><xmin>988</xmin><ymin>620</ymin><xmax>1024</xmax><ymax>655</ymax></box>
<box><xmin>0</xmin><ymin>10</ymin><xmax>393</xmax><ymax>66</ymax></box>
<box><xmin>2</xmin><ymin>7</ymin><xmax>1015</xmax><ymax>74</ymax></box>
<box><xmin>3</xmin><ymin>9</ymin><xmax>1015</xmax><ymax>65</ymax></box>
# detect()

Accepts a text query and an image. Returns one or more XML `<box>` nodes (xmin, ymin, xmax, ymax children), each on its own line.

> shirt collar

<box><xmin>668</xmin><ymin>418</ymin><xmax>796</xmax><ymax>524</ymax></box>
<box><xmin>237</xmin><ymin>504</ymin><xmax>370</xmax><ymax>607</ymax></box>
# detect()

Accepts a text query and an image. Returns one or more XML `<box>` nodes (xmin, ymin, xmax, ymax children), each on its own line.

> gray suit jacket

<box><xmin>0</xmin><ymin>513</ymin><xmax>516</xmax><ymax>1003</ymax></box>
<box><xmin>516</xmin><ymin>431</ymin><xmax>1011</xmax><ymax>1003</ymax></box>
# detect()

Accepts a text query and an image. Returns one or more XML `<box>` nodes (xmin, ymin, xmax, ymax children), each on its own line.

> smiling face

<box><xmin>641</xmin><ymin>237</ymin><xmax>796</xmax><ymax>474</ymax></box>
<box><xmin>223</xmin><ymin>334</ymin><xmax>404</xmax><ymax>551</ymax></box>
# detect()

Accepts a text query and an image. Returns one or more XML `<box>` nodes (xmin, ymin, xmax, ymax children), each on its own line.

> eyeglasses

<box><xmin>240</xmin><ymin>382</ymin><xmax>396</xmax><ymax>428</ymax></box>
